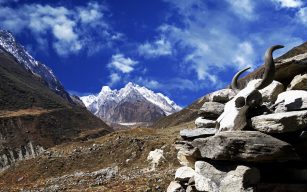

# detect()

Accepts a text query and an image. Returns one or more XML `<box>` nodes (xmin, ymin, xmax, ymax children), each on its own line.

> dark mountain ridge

<box><xmin>0</xmin><ymin>34</ymin><xmax>112</xmax><ymax>168</ymax></box>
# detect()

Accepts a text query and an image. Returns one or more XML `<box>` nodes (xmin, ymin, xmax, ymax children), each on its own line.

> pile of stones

<box><xmin>167</xmin><ymin>72</ymin><xmax>307</xmax><ymax>191</ymax></box>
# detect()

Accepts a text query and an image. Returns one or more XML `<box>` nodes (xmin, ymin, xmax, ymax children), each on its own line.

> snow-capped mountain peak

<box><xmin>101</xmin><ymin>86</ymin><xmax>112</xmax><ymax>93</ymax></box>
<box><xmin>80</xmin><ymin>82</ymin><xmax>182</xmax><ymax>123</ymax></box>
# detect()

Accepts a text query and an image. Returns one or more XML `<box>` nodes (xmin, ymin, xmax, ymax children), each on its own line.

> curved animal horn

<box><xmin>255</xmin><ymin>45</ymin><xmax>284</xmax><ymax>90</ymax></box>
<box><xmin>231</xmin><ymin>67</ymin><xmax>251</xmax><ymax>91</ymax></box>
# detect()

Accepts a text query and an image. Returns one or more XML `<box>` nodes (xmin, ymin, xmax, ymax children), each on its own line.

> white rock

<box><xmin>195</xmin><ymin>117</ymin><xmax>216</xmax><ymax>128</ymax></box>
<box><xmin>147</xmin><ymin>149</ymin><xmax>165</xmax><ymax>171</ymax></box>
<box><xmin>275</xmin><ymin>90</ymin><xmax>307</xmax><ymax>112</ymax></box>
<box><xmin>260</xmin><ymin>80</ymin><xmax>285</xmax><ymax>103</ymax></box>
<box><xmin>167</xmin><ymin>181</ymin><xmax>184</xmax><ymax>192</ymax></box>
<box><xmin>276</xmin><ymin>90</ymin><xmax>307</xmax><ymax>104</ymax></box>
<box><xmin>251</xmin><ymin>110</ymin><xmax>307</xmax><ymax>133</ymax></box>
<box><xmin>195</xmin><ymin>161</ymin><xmax>260</xmax><ymax>192</ymax></box>
<box><xmin>288</xmin><ymin>73</ymin><xmax>307</xmax><ymax>90</ymax></box>
<box><xmin>209</xmin><ymin>89</ymin><xmax>236</xmax><ymax>103</ymax></box>
<box><xmin>175</xmin><ymin>166</ymin><xmax>195</xmax><ymax>182</ymax></box>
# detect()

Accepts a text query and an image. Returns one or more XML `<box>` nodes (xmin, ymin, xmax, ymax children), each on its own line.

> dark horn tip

<box><xmin>231</xmin><ymin>67</ymin><xmax>251</xmax><ymax>91</ymax></box>
<box><xmin>272</xmin><ymin>45</ymin><xmax>285</xmax><ymax>50</ymax></box>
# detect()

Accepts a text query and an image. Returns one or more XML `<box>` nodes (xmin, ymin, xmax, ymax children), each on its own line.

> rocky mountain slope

<box><xmin>152</xmin><ymin>42</ymin><xmax>307</xmax><ymax>129</ymax></box>
<box><xmin>0</xmin><ymin>33</ymin><xmax>112</xmax><ymax>169</ymax></box>
<box><xmin>0</xmin><ymin>122</ymin><xmax>194</xmax><ymax>191</ymax></box>
<box><xmin>81</xmin><ymin>82</ymin><xmax>181</xmax><ymax>125</ymax></box>
<box><xmin>0</xmin><ymin>30</ymin><xmax>73</xmax><ymax>103</ymax></box>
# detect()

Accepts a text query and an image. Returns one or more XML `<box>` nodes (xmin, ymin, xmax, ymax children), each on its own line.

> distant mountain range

<box><xmin>81</xmin><ymin>82</ymin><xmax>182</xmax><ymax>125</ymax></box>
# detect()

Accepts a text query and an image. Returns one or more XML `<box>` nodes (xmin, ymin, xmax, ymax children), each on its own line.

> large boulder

<box><xmin>209</xmin><ymin>89</ymin><xmax>236</xmax><ymax>103</ymax></box>
<box><xmin>195</xmin><ymin>117</ymin><xmax>216</xmax><ymax>128</ymax></box>
<box><xmin>194</xmin><ymin>161</ymin><xmax>260</xmax><ymax>192</ymax></box>
<box><xmin>180</xmin><ymin>128</ymin><xmax>216</xmax><ymax>140</ymax></box>
<box><xmin>192</xmin><ymin>131</ymin><xmax>299</xmax><ymax>162</ymax></box>
<box><xmin>175</xmin><ymin>166</ymin><xmax>195</xmax><ymax>182</ymax></box>
<box><xmin>259</xmin><ymin>80</ymin><xmax>285</xmax><ymax>103</ymax></box>
<box><xmin>251</xmin><ymin>110</ymin><xmax>307</xmax><ymax>133</ymax></box>
<box><xmin>198</xmin><ymin>102</ymin><xmax>224</xmax><ymax>119</ymax></box>
<box><xmin>288</xmin><ymin>73</ymin><xmax>307</xmax><ymax>90</ymax></box>
<box><xmin>175</xmin><ymin>141</ymin><xmax>201</xmax><ymax>167</ymax></box>
<box><xmin>274</xmin><ymin>90</ymin><xmax>307</xmax><ymax>112</ymax></box>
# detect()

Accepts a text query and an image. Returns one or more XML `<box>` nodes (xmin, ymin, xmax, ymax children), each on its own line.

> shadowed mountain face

<box><xmin>0</xmin><ymin>48</ymin><xmax>112</xmax><ymax>168</ymax></box>
<box><xmin>0</xmin><ymin>30</ymin><xmax>74</xmax><ymax>104</ymax></box>
<box><xmin>111</xmin><ymin>89</ymin><xmax>166</xmax><ymax>123</ymax></box>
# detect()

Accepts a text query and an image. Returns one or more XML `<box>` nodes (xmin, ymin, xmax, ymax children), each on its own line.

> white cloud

<box><xmin>272</xmin><ymin>0</ymin><xmax>303</xmax><ymax>8</ymax></box>
<box><xmin>297</xmin><ymin>7</ymin><xmax>307</xmax><ymax>25</ymax></box>
<box><xmin>233</xmin><ymin>41</ymin><xmax>255</xmax><ymax>69</ymax></box>
<box><xmin>0</xmin><ymin>2</ymin><xmax>119</xmax><ymax>56</ymax></box>
<box><xmin>108</xmin><ymin>54</ymin><xmax>138</xmax><ymax>73</ymax></box>
<box><xmin>135</xmin><ymin>77</ymin><xmax>161</xmax><ymax>89</ymax></box>
<box><xmin>158</xmin><ymin>0</ymin><xmax>304</xmax><ymax>89</ymax></box>
<box><xmin>138</xmin><ymin>37</ymin><xmax>172</xmax><ymax>58</ymax></box>
<box><xmin>226</xmin><ymin>0</ymin><xmax>256</xmax><ymax>20</ymax></box>
<box><xmin>160</xmin><ymin>23</ymin><xmax>246</xmax><ymax>85</ymax></box>
<box><xmin>78</xmin><ymin>2</ymin><xmax>105</xmax><ymax>24</ymax></box>
<box><xmin>108</xmin><ymin>73</ymin><xmax>121</xmax><ymax>86</ymax></box>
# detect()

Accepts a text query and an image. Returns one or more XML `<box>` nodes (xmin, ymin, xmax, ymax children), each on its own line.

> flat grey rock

<box><xmin>195</xmin><ymin>161</ymin><xmax>260</xmax><ymax>192</ymax></box>
<box><xmin>198</xmin><ymin>102</ymin><xmax>224</xmax><ymax>119</ymax></box>
<box><xmin>192</xmin><ymin>131</ymin><xmax>299</xmax><ymax>162</ymax></box>
<box><xmin>209</xmin><ymin>89</ymin><xmax>236</xmax><ymax>103</ymax></box>
<box><xmin>251</xmin><ymin>110</ymin><xmax>307</xmax><ymax>133</ymax></box>
<box><xmin>180</xmin><ymin>128</ymin><xmax>216</xmax><ymax>139</ymax></box>
<box><xmin>274</xmin><ymin>90</ymin><xmax>307</xmax><ymax>112</ymax></box>
<box><xmin>195</xmin><ymin>117</ymin><xmax>216</xmax><ymax>128</ymax></box>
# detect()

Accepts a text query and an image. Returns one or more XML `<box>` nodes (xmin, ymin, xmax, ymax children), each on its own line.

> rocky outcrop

<box><xmin>167</xmin><ymin>45</ymin><xmax>307</xmax><ymax>191</ymax></box>
<box><xmin>0</xmin><ymin>141</ymin><xmax>44</xmax><ymax>168</ymax></box>
<box><xmin>192</xmin><ymin>131</ymin><xmax>298</xmax><ymax>162</ymax></box>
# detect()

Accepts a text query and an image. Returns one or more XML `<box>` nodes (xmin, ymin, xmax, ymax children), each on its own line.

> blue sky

<box><xmin>0</xmin><ymin>0</ymin><xmax>306</xmax><ymax>106</ymax></box>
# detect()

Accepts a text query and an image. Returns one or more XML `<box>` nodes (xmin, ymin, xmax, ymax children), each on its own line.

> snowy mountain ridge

<box><xmin>81</xmin><ymin>82</ymin><xmax>182</xmax><ymax>123</ymax></box>
<box><xmin>0</xmin><ymin>30</ymin><xmax>71</xmax><ymax>100</ymax></box>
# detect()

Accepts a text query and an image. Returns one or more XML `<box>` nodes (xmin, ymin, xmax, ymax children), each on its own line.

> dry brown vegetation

<box><xmin>0</xmin><ymin>121</ymin><xmax>194</xmax><ymax>191</ymax></box>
